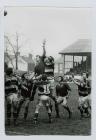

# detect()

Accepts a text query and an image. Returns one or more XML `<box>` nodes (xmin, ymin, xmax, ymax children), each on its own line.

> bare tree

<box><xmin>4</xmin><ymin>33</ymin><xmax>21</xmax><ymax>70</ymax></box>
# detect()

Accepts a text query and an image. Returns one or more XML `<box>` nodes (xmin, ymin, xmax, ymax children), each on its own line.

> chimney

<box><xmin>29</xmin><ymin>53</ymin><xmax>32</xmax><ymax>60</ymax></box>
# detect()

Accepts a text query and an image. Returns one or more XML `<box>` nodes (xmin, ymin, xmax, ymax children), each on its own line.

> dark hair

<box><xmin>6</xmin><ymin>68</ymin><xmax>13</xmax><ymax>75</ymax></box>
<box><xmin>48</xmin><ymin>56</ymin><xmax>54</xmax><ymax>62</ymax></box>
<box><xmin>58</xmin><ymin>76</ymin><xmax>63</xmax><ymax>82</ymax></box>
<box><xmin>41</xmin><ymin>74</ymin><xmax>47</xmax><ymax>81</ymax></box>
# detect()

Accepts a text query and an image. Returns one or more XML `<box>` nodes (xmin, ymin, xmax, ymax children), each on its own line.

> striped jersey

<box><xmin>5</xmin><ymin>75</ymin><xmax>20</xmax><ymax>95</ymax></box>
<box><xmin>35</xmin><ymin>81</ymin><xmax>51</xmax><ymax>95</ymax></box>
<box><xmin>44</xmin><ymin>63</ymin><xmax>54</xmax><ymax>77</ymax></box>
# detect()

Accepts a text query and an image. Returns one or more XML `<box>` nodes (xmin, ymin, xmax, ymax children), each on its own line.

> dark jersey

<box><xmin>34</xmin><ymin>62</ymin><xmax>45</xmax><ymax>76</ymax></box>
<box><xmin>34</xmin><ymin>55</ymin><xmax>45</xmax><ymax>76</ymax></box>
<box><xmin>21</xmin><ymin>79</ymin><xmax>33</xmax><ymax>98</ymax></box>
<box><xmin>34</xmin><ymin>53</ymin><xmax>54</xmax><ymax>77</ymax></box>
<box><xmin>78</xmin><ymin>84</ymin><xmax>88</xmax><ymax>97</ymax></box>
<box><xmin>56</xmin><ymin>82</ymin><xmax>71</xmax><ymax>97</ymax></box>
<box><xmin>5</xmin><ymin>75</ymin><xmax>20</xmax><ymax>95</ymax></box>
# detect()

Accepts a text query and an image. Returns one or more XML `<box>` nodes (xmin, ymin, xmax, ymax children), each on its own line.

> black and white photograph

<box><xmin>4</xmin><ymin>6</ymin><xmax>92</xmax><ymax>135</ymax></box>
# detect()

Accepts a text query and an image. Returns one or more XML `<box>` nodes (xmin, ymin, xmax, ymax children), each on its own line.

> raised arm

<box><xmin>72</xmin><ymin>77</ymin><xmax>80</xmax><ymax>86</ymax></box>
<box><xmin>65</xmin><ymin>83</ymin><xmax>71</xmax><ymax>91</ymax></box>
<box><xmin>41</xmin><ymin>39</ymin><xmax>46</xmax><ymax>61</ymax></box>
<box><xmin>43</xmin><ymin>40</ymin><xmax>46</xmax><ymax>56</ymax></box>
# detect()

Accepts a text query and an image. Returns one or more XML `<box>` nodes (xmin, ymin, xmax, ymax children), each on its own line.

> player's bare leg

<box><xmin>6</xmin><ymin>103</ymin><xmax>11</xmax><ymax>126</ymax></box>
<box><xmin>24</xmin><ymin>99</ymin><xmax>30</xmax><ymax>121</ymax></box>
<box><xmin>45</xmin><ymin>104</ymin><xmax>52</xmax><ymax>123</ymax></box>
<box><xmin>50</xmin><ymin>91</ymin><xmax>60</xmax><ymax>118</ymax></box>
<box><xmin>63</xmin><ymin>105</ymin><xmax>72</xmax><ymax>119</ymax></box>
<box><xmin>16</xmin><ymin>99</ymin><xmax>24</xmax><ymax>120</ymax></box>
<box><xmin>62</xmin><ymin>97</ymin><xmax>72</xmax><ymax>119</ymax></box>
<box><xmin>33</xmin><ymin>103</ymin><xmax>41</xmax><ymax>124</ymax></box>
<box><xmin>13</xmin><ymin>101</ymin><xmax>18</xmax><ymax>126</ymax></box>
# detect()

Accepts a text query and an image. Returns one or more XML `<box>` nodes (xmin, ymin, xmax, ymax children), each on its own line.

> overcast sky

<box><xmin>4</xmin><ymin>7</ymin><xmax>92</xmax><ymax>58</ymax></box>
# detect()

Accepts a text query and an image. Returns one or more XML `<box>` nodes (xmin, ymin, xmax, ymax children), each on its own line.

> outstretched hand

<box><xmin>42</xmin><ymin>39</ymin><xmax>46</xmax><ymax>47</ymax></box>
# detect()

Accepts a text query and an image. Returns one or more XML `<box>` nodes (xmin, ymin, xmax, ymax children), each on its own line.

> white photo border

<box><xmin>0</xmin><ymin>0</ymin><xmax>96</xmax><ymax>139</ymax></box>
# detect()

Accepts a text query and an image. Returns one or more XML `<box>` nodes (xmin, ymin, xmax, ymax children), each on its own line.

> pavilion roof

<box><xmin>59</xmin><ymin>39</ymin><xmax>91</xmax><ymax>56</ymax></box>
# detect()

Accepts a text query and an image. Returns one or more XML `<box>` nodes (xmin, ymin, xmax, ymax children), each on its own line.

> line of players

<box><xmin>5</xmin><ymin>41</ymin><xmax>91</xmax><ymax>126</ymax></box>
<box><xmin>5</xmin><ymin>69</ymin><xmax>91</xmax><ymax>126</ymax></box>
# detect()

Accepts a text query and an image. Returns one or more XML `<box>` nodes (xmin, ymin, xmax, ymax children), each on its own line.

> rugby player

<box><xmin>31</xmin><ymin>40</ymin><xmax>58</xmax><ymax>117</ymax></box>
<box><xmin>72</xmin><ymin>75</ymin><xmax>91</xmax><ymax>118</ymax></box>
<box><xmin>33</xmin><ymin>74</ymin><xmax>52</xmax><ymax>124</ymax></box>
<box><xmin>30</xmin><ymin>40</ymin><xmax>46</xmax><ymax>101</ymax></box>
<box><xmin>56</xmin><ymin>76</ymin><xmax>72</xmax><ymax>119</ymax></box>
<box><xmin>17</xmin><ymin>73</ymin><xmax>34</xmax><ymax>121</ymax></box>
<box><xmin>5</xmin><ymin>68</ymin><xmax>21</xmax><ymax>126</ymax></box>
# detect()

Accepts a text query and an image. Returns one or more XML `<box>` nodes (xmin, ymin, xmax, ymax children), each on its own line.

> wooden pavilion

<box><xmin>59</xmin><ymin>39</ymin><xmax>91</xmax><ymax>74</ymax></box>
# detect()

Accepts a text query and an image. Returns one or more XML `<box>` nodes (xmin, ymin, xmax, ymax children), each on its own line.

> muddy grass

<box><xmin>5</xmin><ymin>83</ymin><xmax>91</xmax><ymax>135</ymax></box>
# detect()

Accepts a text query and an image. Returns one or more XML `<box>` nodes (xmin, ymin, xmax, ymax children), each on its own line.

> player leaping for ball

<box><xmin>31</xmin><ymin>40</ymin><xmax>59</xmax><ymax>119</ymax></box>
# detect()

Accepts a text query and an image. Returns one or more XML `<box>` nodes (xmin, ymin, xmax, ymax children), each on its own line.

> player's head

<box><xmin>80</xmin><ymin>78</ymin><xmax>86</xmax><ymax>86</ymax></box>
<box><xmin>36</xmin><ymin>55</ymin><xmax>41</xmax><ymax>63</ymax></box>
<box><xmin>41</xmin><ymin>74</ymin><xmax>47</xmax><ymax>81</ymax></box>
<box><xmin>6</xmin><ymin>67</ymin><xmax>13</xmax><ymax>76</ymax></box>
<box><xmin>44</xmin><ymin>56</ymin><xmax>54</xmax><ymax>65</ymax></box>
<box><xmin>82</xmin><ymin>72</ymin><xmax>87</xmax><ymax>78</ymax></box>
<box><xmin>48</xmin><ymin>56</ymin><xmax>54</xmax><ymax>63</ymax></box>
<box><xmin>58</xmin><ymin>76</ymin><xmax>63</xmax><ymax>82</ymax></box>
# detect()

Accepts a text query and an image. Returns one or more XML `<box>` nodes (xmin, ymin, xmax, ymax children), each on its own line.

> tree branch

<box><xmin>4</xmin><ymin>35</ymin><xmax>16</xmax><ymax>55</ymax></box>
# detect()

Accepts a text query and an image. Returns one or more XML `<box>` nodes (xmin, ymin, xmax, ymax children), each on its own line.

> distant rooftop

<box><xmin>59</xmin><ymin>39</ymin><xmax>91</xmax><ymax>56</ymax></box>
<box><xmin>4</xmin><ymin>53</ymin><xmax>34</xmax><ymax>64</ymax></box>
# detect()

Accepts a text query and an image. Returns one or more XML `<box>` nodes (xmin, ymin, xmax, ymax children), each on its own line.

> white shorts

<box><xmin>79</xmin><ymin>95</ymin><xmax>91</xmax><ymax>107</ymax></box>
<box><xmin>56</xmin><ymin>96</ymin><xmax>68</xmax><ymax>106</ymax></box>
<box><xmin>6</xmin><ymin>93</ymin><xmax>19</xmax><ymax>104</ymax></box>
<box><xmin>38</xmin><ymin>95</ymin><xmax>51</xmax><ymax>106</ymax></box>
<box><xmin>35</xmin><ymin>95</ymin><xmax>51</xmax><ymax>114</ymax></box>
